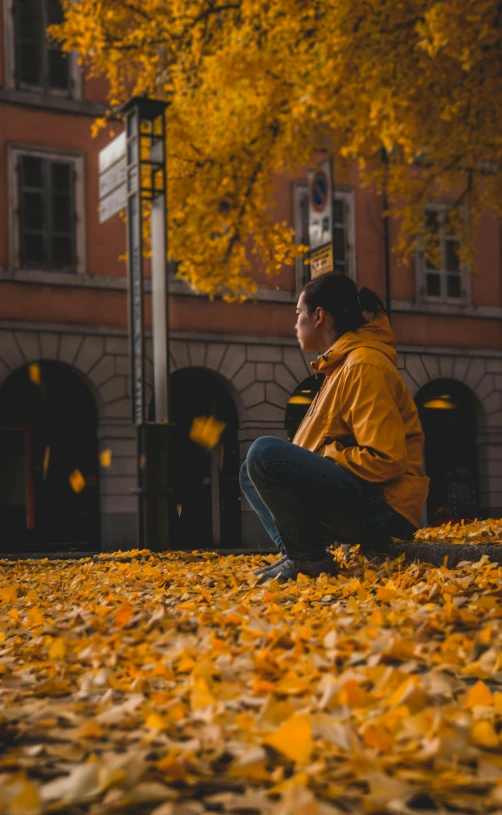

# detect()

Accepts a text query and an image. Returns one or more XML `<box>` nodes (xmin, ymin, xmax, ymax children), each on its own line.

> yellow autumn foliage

<box><xmin>0</xmin><ymin>542</ymin><xmax>502</xmax><ymax>812</ymax></box>
<box><xmin>52</xmin><ymin>0</ymin><xmax>502</xmax><ymax>296</ymax></box>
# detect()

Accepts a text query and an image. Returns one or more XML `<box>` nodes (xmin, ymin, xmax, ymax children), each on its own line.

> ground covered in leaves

<box><xmin>1</xmin><ymin>544</ymin><xmax>502</xmax><ymax>815</ymax></box>
<box><xmin>414</xmin><ymin>519</ymin><xmax>502</xmax><ymax>546</ymax></box>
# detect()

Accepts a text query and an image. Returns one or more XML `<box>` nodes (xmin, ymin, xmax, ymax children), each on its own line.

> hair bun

<box><xmin>358</xmin><ymin>287</ymin><xmax>382</xmax><ymax>313</ymax></box>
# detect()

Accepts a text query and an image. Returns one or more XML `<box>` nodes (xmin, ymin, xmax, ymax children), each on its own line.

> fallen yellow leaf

<box><xmin>145</xmin><ymin>712</ymin><xmax>168</xmax><ymax>731</ymax></box>
<box><xmin>48</xmin><ymin>637</ymin><xmax>66</xmax><ymax>660</ymax></box>
<box><xmin>75</xmin><ymin>720</ymin><xmax>103</xmax><ymax>739</ymax></box>
<box><xmin>190</xmin><ymin>677</ymin><xmax>215</xmax><ymax>710</ymax></box>
<box><xmin>114</xmin><ymin>603</ymin><xmax>134</xmax><ymax>627</ymax></box>
<box><xmin>465</xmin><ymin>680</ymin><xmax>493</xmax><ymax>709</ymax></box>
<box><xmin>471</xmin><ymin>720</ymin><xmax>499</xmax><ymax>748</ymax></box>
<box><xmin>9</xmin><ymin>777</ymin><xmax>42</xmax><ymax>815</ymax></box>
<box><xmin>263</xmin><ymin>714</ymin><xmax>313</xmax><ymax>764</ymax></box>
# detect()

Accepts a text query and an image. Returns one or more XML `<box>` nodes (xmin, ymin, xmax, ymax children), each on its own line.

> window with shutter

<box><xmin>13</xmin><ymin>0</ymin><xmax>71</xmax><ymax>94</ymax></box>
<box><xmin>17</xmin><ymin>153</ymin><xmax>77</xmax><ymax>271</ymax></box>
<box><xmin>417</xmin><ymin>205</ymin><xmax>469</xmax><ymax>305</ymax></box>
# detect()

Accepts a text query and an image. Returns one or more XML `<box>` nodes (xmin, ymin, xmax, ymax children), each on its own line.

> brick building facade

<box><xmin>1</xmin><ymin>0</ymin><xmax>501</xmax><ymax>553</ymax></box>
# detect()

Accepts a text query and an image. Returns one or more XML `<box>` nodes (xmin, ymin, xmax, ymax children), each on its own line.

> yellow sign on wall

<box><xmin>310</xmin><ymin>244</ymin><xmax>334</xmax><ymax>277</ymax></box>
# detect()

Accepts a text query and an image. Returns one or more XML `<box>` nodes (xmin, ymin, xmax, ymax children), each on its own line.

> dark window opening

<box><xmin>422</xmin><ymin>207</ymin><xmax>464</xmax><ymax>301</ymax></box>
<box><xmin>18</xmin><ymin>154</ymin><xmax>76</xmax><ymax>271</ymax></box>
<box><xmin>415</xmin><ymin>379</ymin><xmax>479</xmax><ymax>525</ymax></box>
<box><xmin>285</xmin><ymin>374</ymin><xmax>324</xmax><ymax>442</ymax></box>
<box><xmin>0</xmin><ymin>361</ymin><xmax>100</xmax><ymax>552</ymax></box>
<box><xmin>14</xmin><ymin>0</ymin><xmax>72</xmax><ymax>94</ymax></box>
<box><xmin>149</xmin><ymin>368</ymin><xmax>241</xmax><ymax>550</ymax></box>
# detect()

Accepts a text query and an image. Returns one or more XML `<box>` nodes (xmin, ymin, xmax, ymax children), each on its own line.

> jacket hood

<box><xmin>311</xmin><ymin>312</ymin><xmax>398</xmax><ymax>375</ymax></box>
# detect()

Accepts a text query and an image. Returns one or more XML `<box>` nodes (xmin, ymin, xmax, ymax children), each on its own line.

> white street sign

<box><xmin>99</xmin><ymin>184</ymin><xmax>127</xmax><ymax>224</ymax></box>
<box><xmin>99</xmin><ymin>132</ymin><xmax>128</xmax><ymax>223</ymax></box>
<box><xmin>308</xmin><ymin>158</ymin><xmax>333</xmax><ymax>251</ymax></box>
<box><xmin>99</xmin><ymin>157</ymin><xmax>126</xmax><ymax>199</ymax></box>
<box><xmin>99</xmin><ymin>131</ymin><xmax>126</xmax><ymax>174</ymax></box>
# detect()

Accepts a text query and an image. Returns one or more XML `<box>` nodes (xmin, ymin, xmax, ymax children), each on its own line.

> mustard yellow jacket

<box><xmin>293</xmin><ymin>313</ymin><xmax>429</xmax><ymax>528</ymax></box>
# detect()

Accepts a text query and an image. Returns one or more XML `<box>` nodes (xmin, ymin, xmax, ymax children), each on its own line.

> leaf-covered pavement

<box><xmin>1</xmin><ymin>543</ymin><xmax>502</xmax><ymax>815</ymax></box>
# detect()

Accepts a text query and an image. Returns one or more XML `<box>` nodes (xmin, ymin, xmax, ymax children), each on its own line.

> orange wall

<box><xmin>1</xmin><ymin>281</ymin><xmax>501</xmax><ymax>350</ymax></box>
<box><xmin>0</xmin><ymin>104</ymin><xmax>125</xmax><ymax>276</ymax></box>
<box><xmin>1</xmin><ymin>13</ymin><xmax>501</xmax><ymax>352</ymax></box>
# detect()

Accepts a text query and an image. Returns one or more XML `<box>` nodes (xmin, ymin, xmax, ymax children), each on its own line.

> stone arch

<box><xmin>0</xmin><ymin>328</ymin><xmax>144</xmax><ymax>552</ymax></box>
<box><xmin>399</xmin><ymin>351</ymin><xmax>496</xmax><ymax>428</ymax></box>
<box><xmin>414</xmin><ymin>378</ymin><xmax>483</xmax><ymax>523</ymax></box>
<box><xmin>0</xmin><ymin>328</ymin><xmax>132</xmax><ymax>421</ymax></box>
<box><xmin>168</xmin><ymin>341</ymin><xmax>246</xmax><ymax>423</ymax></box>
<box><xmin>168</xmin><ymin>337</ymin><xmax>315</xmax><ymax>428</ymax></box>
<box><xmin>0</xmin><ymin>358</ymin><xmax>101</xmax><ymax>550</ymax></box>
<box><xmin>154</xmin><ymin>365</ymin><xmax>242</xmax><ymax>549</ymax></box>
<box><xmin>398</xmin><ymin>349</ymin><xmax>502</xmax><ymax>516</ymax></box>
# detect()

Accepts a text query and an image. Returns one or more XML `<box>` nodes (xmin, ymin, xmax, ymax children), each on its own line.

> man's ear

<box><xmin>314</xmin><ymin>306</ymin><xmax>324</xmax><ymax>327</ymax></box>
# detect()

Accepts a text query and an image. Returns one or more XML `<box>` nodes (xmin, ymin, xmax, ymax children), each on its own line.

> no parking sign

<box><xmin>307</xmin><ymin>159</ymin><xmax>334</xmax><ymax>276</ymax></box>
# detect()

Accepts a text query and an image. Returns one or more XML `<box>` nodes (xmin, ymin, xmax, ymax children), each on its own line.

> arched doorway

<box><xmin>415</xmin><ymin>379</ymin><xmax>479</xmax><ymax>524</ymax></box>
<box><xmin>285</xmin><ymin>374</ymin><xmax>324</xmax><ymax>441</ymax></box>
<box><xmin>0</xmin><ymin>361</ymin><xmax>100</xmax><ymax>552</ymax></box>
<box><xmin>150</xmin><ymin>368</ymin><xmax>241</xmax><ymax>549</ymax></box>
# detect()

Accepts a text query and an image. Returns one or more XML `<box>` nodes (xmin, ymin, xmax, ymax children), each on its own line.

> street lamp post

<box><xmin>119</xmin><ymin>95</ymin><xmax>174</xmax><ymax>551</ymax></box>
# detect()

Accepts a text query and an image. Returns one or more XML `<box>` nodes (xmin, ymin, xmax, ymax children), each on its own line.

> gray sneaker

<box><xmin>275</xmin><ymin>555</ymin><xmax>338</xmax><ymax>584</ymax></box>
<box><xmin>253</xmin><ymin>554</ymin><xmax>288</xmax><ymax>577</ymax></box>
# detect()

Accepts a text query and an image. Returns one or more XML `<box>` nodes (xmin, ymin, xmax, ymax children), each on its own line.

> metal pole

<box><xmin>150</xmin><ymin>113</ymin><xmax>170</xmax><ymax>423</ymax></box>
<box><xmin>125</xmin><ymin>107</ymin><xmax>146</xmax><ymax>426</ymax></box>
<box><xmin>124</xmin><ymin>106</ymin><xmax>147</xmax><ymax>547</ymax></box>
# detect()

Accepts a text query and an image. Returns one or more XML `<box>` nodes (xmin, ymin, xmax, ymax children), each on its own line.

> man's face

<box><xmin>295</xmin><ymin>292</ymin><xmax>318</xmax><ymax>352</ymax></box>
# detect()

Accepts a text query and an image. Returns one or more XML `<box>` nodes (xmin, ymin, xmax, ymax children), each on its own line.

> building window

<box><xmin>417</xmin><ymin>205</ymin><xmax>469</xmax><ymax>304</ymax></box>
<box><xmin>293</xmin><ymin>184</ymin><xmax>355</xmax><ymax>291</ymax></box>
<box><xmin>4</xmin><ymin>0</ymin><xmax>80</xmax><ymax>97</ymax></box>
<box><xmin>9</xmin><ymin>146</ymin><xmax>85</xmax><ymax>273</ymax></box>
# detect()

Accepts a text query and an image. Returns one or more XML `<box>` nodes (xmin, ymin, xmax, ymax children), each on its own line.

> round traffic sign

<box><xmin>311</xmin><ymin>170</ymin><xmax>329</xmax><ymax>213</ymax></box>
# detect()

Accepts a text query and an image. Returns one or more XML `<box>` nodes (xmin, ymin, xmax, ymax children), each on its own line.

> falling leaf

<box><xmin>99</xmin><ymin>449</ymin><xmax>112</xmax><ymax>468</ymax></box>
<box><xmin>263</xmin><ymin>714</ymin><xmax>313</xmax><ymax>763</ymax></box>
<box><xmin>189</xmin><ymin>416</ymin><xmax>226</xmax><ymax>450</ymax></box>
<box><xmin>28</xmin><ymin>363</ymin><xmax>41</xmax><ymax>386</ymax></box>
<box><xmin>42</xmin><ymin>446</ymin><xmax>50</xmax><ymax>481</ymax></box>
<box><xmin>69</xmin><ymin>469</ymin><xmax>86</xmax><ymax>493</ymax></box>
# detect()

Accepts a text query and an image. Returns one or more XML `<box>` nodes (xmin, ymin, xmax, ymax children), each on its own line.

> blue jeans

<box><xmin>240</xmin><ymin>436</ymin><xmax>416</xmax><ymax>560</ymax></box>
